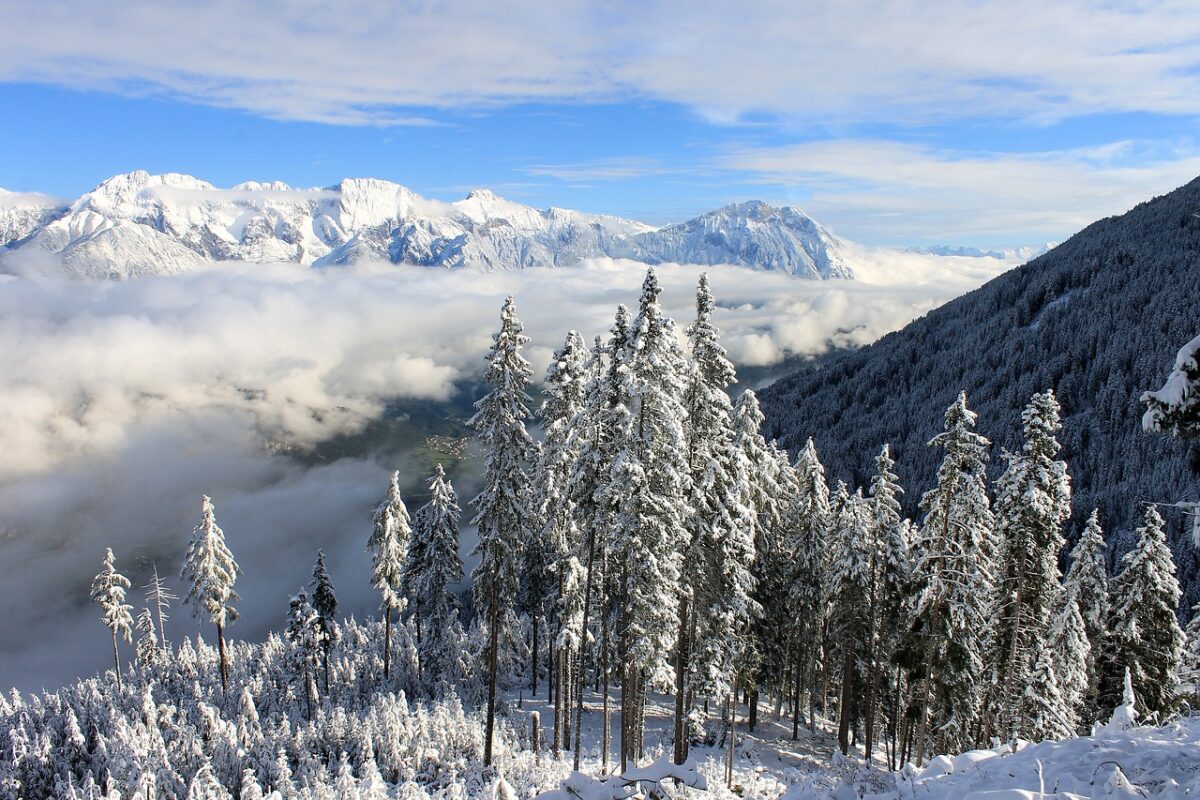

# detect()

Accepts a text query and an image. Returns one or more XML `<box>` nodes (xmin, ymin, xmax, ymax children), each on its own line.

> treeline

<box><xmin>6</xmin><ymin>269</ymin><xmax>1200</xmax><ymax>799</ymax></box>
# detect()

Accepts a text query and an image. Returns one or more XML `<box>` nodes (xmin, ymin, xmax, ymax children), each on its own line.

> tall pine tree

<box><xmin>367</xmin><ymin>471</ymin><xmax>411</xmax><ymax>680</ymax></box>
<box><xmin>91</xmin><ymin>548</ymin><xmax>134</xmax><ymax>692</ymax></box>
<box><xmin>470</xmin><ymin>295</ymin><xmax>534</xmax><ymax>766</ymax></box>
<box><xmin>181</xmin><ymin>495</ymin><xmax>240</xmax><ymax>692</ymax></box>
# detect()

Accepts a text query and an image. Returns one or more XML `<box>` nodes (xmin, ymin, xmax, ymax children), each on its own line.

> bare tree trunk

<box><xmin>531</xmin><ymin>613</ymin><xmax>539</xmax><ymax>698</ymax></box>
<box><xmin>112</xmin><ymin>630</ymin><xmax>122</xmax><ymax>693</ymax></box>
<box><xmin>383</xmin><ymin>608</ymin><xmax>392</xmax><ymax>679</ymax></box>
<box><xmin>573</xmin><ymin>516</ymin><xmax>599</xmax><ymax>772</ymax></box>
<box><xmin>673</xmin><ymin>595</ymin><xmax>690</xmax><ymax>764</ymax></box>
<box><xmin>553</xmin><ymin>651</ymin><xmax>563</xmax><ymax>759</ymax></box>
<box><xmin>602</xmin><ymin>610</ymin><xmax>611</xmax><ymax>774</ymax></box>
<box><xmin>837</xmin><ymin>648</ymin><xmax>854</xmax><ymax>755</ymax></box>
<box><xmin>484</xmin><ymin>586</ymin><xmax>501</xmax><ymax>767</ymax></box>
<box><xmin>725</xmin><ymin>684</ymin><xmax>736</xmax><ymax>789</ymax></box>
<box><xmin>217</xmin><ymin>621</ymin><xmax>228</xmax><ymax>692</ymax></box>
<box><xmin>792</xmin><ymin>643</ymin><xmax>803</xmax><ymax>740</ymax></box>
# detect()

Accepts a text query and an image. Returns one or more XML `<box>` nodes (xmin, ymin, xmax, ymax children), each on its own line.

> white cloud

<box><xmin>0</xmin><ymin>255</ymin><xmax>1014</xmax><ymax>689</ymax></box>
<box><xmin>719</xmin><ymin>139</ymin><xmax>1200</xmax><ymax>242</ymax></box>
<box><xmin>3</xmin><ymin>1</ymin><xmax>1200</xmax><ymax>125</ymax></box>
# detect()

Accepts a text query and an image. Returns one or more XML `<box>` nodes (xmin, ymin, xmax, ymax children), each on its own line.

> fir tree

<box><xmin>470</xmin><ymin>295</ymin><xmax>534</xmax><ymax>766</ymax></box>
<box><xmin>830</xmin><ymin>486</ymin><xmax>872</xmax><ymax>755</ymax></box>
<box><xmin>1047</xmin><ymin>592</ymin><xmax>1090</xmax><ymax>731</ymax></box>
<box><xmin>91</xmin><ymin>548</ymin><xmax>134</xmax><ymax>692</ymax></box>
<box><xmin>609</xmin><ymin>269</ymin><xmax>691</xmax><ymax>770</ymax></box>
<box><xmin>367</xmin><ymin>470</ymin><xmax>412</xmax><ymax>680</ymax></box>
<box><xmin>1020</xmin><ymin>646</ymin><xmax>1076</xmax><ymax>742</ymax></box>
<box><xmin>285</xmin><ymin>589</ymin><xmax>321</xmax><ymax>720</ymax></box>
<box><xmin>134</xmin><ymin>607</ymin><xmax>159</xmax><ymax>672</ymax></box>
<box><xmin>906</xmin><ymin>392</ymin><xmax>994</xmax><ymax>760</ymax></box>
<box><xmin>1063</xmin><ymin>509</ymin><xmax>1109</xmax><ymax>722</ymax></box>
<box><xmin>864</xmin><ymin>443</ymin><xmax>909</xmax><ymax>760</ymax></box>
<box><xmin>785</xmin><ymin>437</ymin><xmax>832</xmax><ymax>738</ymax></box>
<box><xmin>180</xmin><ymin>495</ymin><xmax>240</xmax><ymax>692</ymax></box>
<box><xmin>1141</xmin><ymin>332</ymin><xmax>1200</xmax><ymax>440</ymax></box>
<box><xmin>984</xmin><ymin>389</ymin><xmax>1072</xmax><ymax>742</ymax></box>
<box><xmin>406</xmin><ymin>464</ymin><xmax>466</xmax><ymax>695</ymax></box>
<box><xmin>310</xmin><ymin>550</ymin><xmax>338</xmax><ymax>692</ymax></box>
<box><xmin>1100</xmin><ymin>506</ymin><xmax>1186</xmax><ymax>718</ymax></box>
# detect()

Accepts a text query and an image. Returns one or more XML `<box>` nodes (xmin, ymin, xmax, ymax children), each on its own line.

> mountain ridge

<box><xmin>0</xmin><ymin>170</ymin><xmax>853</xmax><ymax>280</ymax></box>
<box><xmin>757</xmin><ymin>175</ymin><xmax>1200</xmax><ymax>611</ymax></box>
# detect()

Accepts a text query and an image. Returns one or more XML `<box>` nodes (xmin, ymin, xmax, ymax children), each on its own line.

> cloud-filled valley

<box><xmin>0</xmin><ymin>254</ymin><xmax>1014</xmax><ymax>690</ymax></box>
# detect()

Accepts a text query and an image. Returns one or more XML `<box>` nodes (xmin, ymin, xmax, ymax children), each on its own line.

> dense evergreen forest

<box><xmin>759</xmin><ymin>176</ymin><xmax>1200</xmax><ymax>614</ymax></box>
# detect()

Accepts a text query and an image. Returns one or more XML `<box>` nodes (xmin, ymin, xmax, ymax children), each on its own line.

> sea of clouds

<box><xmin>0</xmin><ymin>253</ymin><xmax>1014</xmax><ymax>691</ymax></box>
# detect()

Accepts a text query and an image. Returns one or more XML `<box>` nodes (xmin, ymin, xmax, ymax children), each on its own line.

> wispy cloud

<box><xmin>4</xmin><ymin>1</ymin><xmax>1200</xmax><ymax>126</ymax></box>
<box><xmin>718</xmin><ymin>138</ymin><xmax>1200</xmax><ymax>242</ymax></box>
<box><xmin>522</xmin><ymin>157</ymin><xmax>673</xmax><ymax>182</ymax></box>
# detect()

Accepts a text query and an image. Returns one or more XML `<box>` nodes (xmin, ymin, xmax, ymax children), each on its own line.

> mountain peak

<box><xmin>1</xmin><ymin>171</ymin><xmax>855</xmax><ymax>279</ymax></box>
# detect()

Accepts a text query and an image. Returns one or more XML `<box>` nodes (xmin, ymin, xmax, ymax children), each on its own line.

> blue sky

<box><xmin>3</xmin><ymin>0</ymin><xmax>1200</xmax><ymax>246</ymax></box>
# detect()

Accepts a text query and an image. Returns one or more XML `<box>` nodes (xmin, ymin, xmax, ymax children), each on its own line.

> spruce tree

<box><xmin>310</xmin><ymin>550</ymin><xmax>338</xmax><ymax>692</ymax></box>
<box><xmin>785</xmin><ymin>437</ymin><xmax>832</xmax><ymax>738</ymax></box>
<box><xmin>285</xmin><ymin>589</ymin><xmax>321</xmax><ymax>720</ymax></box>
<box><xmin>676</xmin><ymin>273</ymin><xmax>739</xmax><ymax>763</ymax></box>
<box><xmin>830</xmin><ymin>486</ymin><xmax>872</xmax><ymax>755</ymax></box>
<box><xmin>864</xmin><ymin>443</ymin><xmax>909</xmax><ymax>760</ymax></box>
<box><xmin>1063</xmin><ymin>509</ymin><xmax>1109</xmax><ymax>722</ymax></box>
<box><xmin>367</xmin><ymin>470</ymin><xmax>411</xmax><ymax>679</ymax></box>
<box><xmin>906</xmin><ymin>392</ymin><xmax>994</xmax><ymax>760</ymax></box>
<box><xmin>609</xmin><ymin>269</ymin><xmax>691</xmax><ymax>770</ymax></box>
<box><xmin>1100</xmin><ymin>506</ymin><xmax>1185</xmax><ymax>718</ymax></box>
<box><xmin>470</xmin><ymin>295</ymin><xmax>534</xmax><ymax>766</ymax></box>
<box><xmin>1020</xmin><ymin>646</ymin><xmax>1075</xmax><ymax>742</ymax></box>
<box><xmin>406</xmin><ymin>464</ymin><xmax>466</xmax><ymax>695</ymax></box>
<box><xmin>984</xmin><ymin>389</ymin><xmax>1072</xmax><ymax>742</ymax></box>
<box><xmin>1141</xmin><ymin>332</ymin><xmax>1200</xmax><ymax>440</ymax></box>
<box><xmin>181</xmin><ymin>495</ymin><xmax>240</xmax><ymax>692</ymax></box>
<box><xmin>1047</xmin><ymin>593</ymin><xmax>1090</xmax><ymax>731</ymax></box>
<box><xmin>91</xmin><ymin>548</ymin><xmax>134</xmax><ymax>692</ymax></box>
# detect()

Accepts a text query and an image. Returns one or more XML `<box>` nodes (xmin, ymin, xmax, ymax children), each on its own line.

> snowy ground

<box><xmin>496</xmin><ymin>686</ymin><xmax>1200</xmax><ymax>799</ymax></box>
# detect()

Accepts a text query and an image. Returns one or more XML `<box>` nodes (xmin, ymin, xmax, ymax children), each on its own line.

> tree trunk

<box><xmin>573</xmin><ymin>516</ymin><xmax>599</xmax><ymax>772</ymax></box>
<box><xmin>792</xmin><ymin>643</ymin><xmax>803</xmax><ymax>740</ymax></box>
<box><xmin>484</xmin><ymin>585</ymin><xmax>501</xmax><ymax>767</ymax></box>
<box><xmin>749</xmin><ymin>687</ymin><xmax>759</xmax><ymax>731</ymax></box>
<box><xmin>111</xmin><ymin>630</ymin><xmax>122</xmax><ymax>693</ymax></box>
<box><xmin>553</xmin><ymin>651</ymin><xmax>563</xmax><ymax>759</ymax></box>
<box><xmin>383</xmin><ymin>608</ymin><xmax>392</xmax><ymax>679</ymax></box>
<box><xmin>725</xmin><ymin>686</ymin><xmax>736</xmax><ymax>789</ymax></box>
<box><xmin>602</xmin><ymin>607</ymin><xmax>611</xmax><ymax>774</ymax></box>
<box><xmin>673</xmin><ymin>595</ymin><xmax>690</xmax><ymax>764</ymax></box>
<box><xmin>837</xmin><ymin>647</ymin><xmax>855</xmax><ymax>755</ymax></box>
<box><xmin>217</xmin><ymin>620</ymin><xmax>228</xmax><ymax>692</ymax></box>
<box><xmin>532</xmin><ymin>613</ymin><xmax>539</xmax><ymax>697</ymax></box>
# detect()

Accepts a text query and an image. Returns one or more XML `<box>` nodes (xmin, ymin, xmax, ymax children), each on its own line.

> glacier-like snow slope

<box><xmin>0</xmin><ymin>171</ymin><xmax>854</xmax><ymax>280</ymax></box>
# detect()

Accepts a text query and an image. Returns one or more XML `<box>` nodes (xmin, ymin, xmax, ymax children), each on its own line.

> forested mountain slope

<box><xmin>759</xmin><ymin>176</ymin><xmax>1200</xmax><ymax>612</ymax></box>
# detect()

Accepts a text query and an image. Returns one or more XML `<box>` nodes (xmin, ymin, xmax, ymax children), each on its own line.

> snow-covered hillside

<box><xmin>0</xmin><ymin>171</ymin><xmax>854</xmax><ymax>280</ymax></box>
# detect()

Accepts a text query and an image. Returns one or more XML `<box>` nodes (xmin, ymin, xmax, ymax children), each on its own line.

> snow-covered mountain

<box><xmin>0</xmin><ymin>171</ymin><xmax>853</xmax><ymax>280</ymax></box>
<box><xmin>907</xmin><ymin>243</ymin><xmax>1055</xmax><ymax>261</ymax></box>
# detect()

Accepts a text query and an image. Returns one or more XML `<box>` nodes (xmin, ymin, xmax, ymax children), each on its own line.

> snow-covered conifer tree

<box><xmin>134</xmin><ymin>607</ymin><xmax>158</xmax><ymax>672</ymax></box>
<box><xmin>609</xmin><ymin>269</ymin><xmax>692</xmax><ymax>770</ymax></box>
<box><xmin>311</xmin><ymin>550</ymin><xmax>338</xmax><ymax>692</ymax></box>
<box><xmin>1047</xmin><ymin>593</ymin><xmax>1090</xmax><ymax>730</ymax></box>
<box><xmin>470</xmin><ymin>295</ymin><xmax>534</xmax><ymax>766</ymax></box>
<box><xmin>285</xmin><ymin>589</ymin><xmax>321</xmax><ymax>720</ymax></box>
<box><xmin>984</xmin><ymin>389</ymin><xmax>1072</xmax><ymax>742</ymax></box>
<box><xmin>907</xmin><ymin>392</ymin><xmax>994</xmax><ymax>761</ymax></box>
<box><xmin>1063</xmin><ymin>509</ymin><xmax>1109</xmax><ymax>722</ymax></box>
<box><xmin>864</xmin><ymin>443</ymin><xmax>909</xmax><ymax>760</ymax></box>
<box><xmin>830</xmin><ymin>487</ymin><xmax>872</xmax><ymax>754</ymax></box>
<box><xmin>1100</xmin><ymin>506</ymin><xmax>1185</xmax><ymax>717</ymax></box>
<box><xmin>785</xmin><ymin>437</ymin><xmax>831</xmax><ymax>737</ymax></box>
<box><xmin>367</xmin><ymin>470</ymin><xmax>411</xmax><ymax>679</ymax></box>
<box><xmin>405</xmin><ymin>464</ymin><xmax>466</xmax><ymax>695</ymax></box>
<box><xmin>91</xmin><ymin>548</ymin><xmax>134</xmax><ymax>691</ymax></box>
<box><xmin>181</xmin><ymin>495</ymin><xmax>240</xmax><ymax>691</ymax></box>
<box><xmin>1142</xmin><ymin>332</ymin><xmax>1200</xmax><ymax>440</ymax></box>
<box><xmin>1020</xmin><ymin>646</ymin><xmax>1076</xmax><ymax>742</ymax></box>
